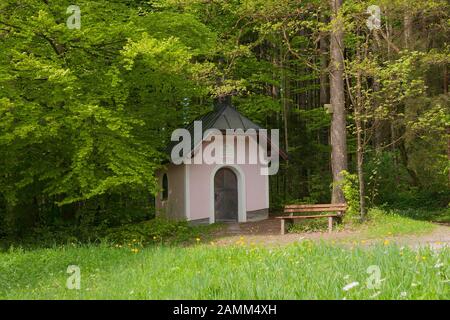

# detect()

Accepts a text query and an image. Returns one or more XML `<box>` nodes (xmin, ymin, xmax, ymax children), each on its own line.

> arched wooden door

<box><xmin>214</xmin><ymin>168</ymin><xmax>238</xmax><ymax>222</ymax></box>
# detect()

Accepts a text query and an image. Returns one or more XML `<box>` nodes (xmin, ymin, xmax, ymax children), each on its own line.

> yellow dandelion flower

<box><xmin>384</xmin><ymin>240</ymin><xmax>390</xmax><ymax>246</ymax></box>
<box><xmin>196</xmin><ymin>237</ymin><xmax>201</xmax><ymax>242</ymax></box>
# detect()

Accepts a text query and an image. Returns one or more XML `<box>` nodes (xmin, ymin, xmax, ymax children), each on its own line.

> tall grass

<box><xmin>288</xmin><ymin>207</ymin><xmax>437</xmax><ymax>237</ymax></box>
<box><xmin>363</xmin><ymin>208</ymin><xmax>437</xmax><ymax>238</ymax></box>
<box><xmin>1</xmin><ymin>242</ymin><xmax>448</xmax><ymax>300</ymax></box>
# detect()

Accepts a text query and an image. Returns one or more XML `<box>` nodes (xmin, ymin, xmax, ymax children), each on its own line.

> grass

<box><xmin>0</xmin><ymin>217</ymin><xmax>221</xmax><ymax>250</ymax></box>
<box><xmin>394</xmin><ymin>207</ymin><xmax>450</xmax><ymax>224</ymax></box>
<box><xmin>0</xmin><ymin>241</ymin><xmax>448</xmax><ymax>299</ymax></box>
<box><xmin>361</xmin><ymin>208</ymin><xmax>437</xmax><ymax>238</ymax></box>
<box><xmin>288</xmin><ymin>207</ymin><xmax>439</xmax><ymax>238</ymax></box>
<box><xmin>0</xmin><ymin>208</ymin><xmax>448</xmax><ymax>299</ymax></box>
<box><xmin>288</xmin><ymin>218</ymin><xmax>340</xmax><ymax>233</ymax></box>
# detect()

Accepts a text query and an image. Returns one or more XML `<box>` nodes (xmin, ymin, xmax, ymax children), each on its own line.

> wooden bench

<box><xmin>276</xmin><ymin>203</ymin><xmax>347</xmax><ymax>235</ymax></box>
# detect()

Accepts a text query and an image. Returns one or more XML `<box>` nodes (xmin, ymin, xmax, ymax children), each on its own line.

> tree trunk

<box><xmin>281</xmin><ymin>51</ymin><xmax>289</xmax><ymax>153</ymax></box>
<box><xmin>354</xmin><ymin>56</ymin><xmax>366</xmax><ymax>221</ymax></box>
<box><xmin>403</xmin><ymin>12</ymin><xmax>412</xmax><ymax>50</ymax></box>
<box><xmin>329</xmin><ymin>0</ymin><xmax>347</xmax><ymax>204</ymax></box>
<box><xmin>444</xmin><ymin>64</ymin><xmax>449</xmax><ymax>184</ymax></box>
<box><xmin>356</xmin><ymin>127</ymin><xmax>366</xmax><ymax>219</ymax></box>
<box><xmin>447</xmin><ymin>126</ymin><xmax>450</xmax><ymax>185</ymax></box>
<box><xmin>320</xmin><ymin>16</ymin><xmax>330</xmax><ymax>105</ymax></box>
<box><xmin>444</xmin><ymin>63</ymin><xmax>448</xmax><ymax>94</ymax></box>
<box><xmin>398</xmin><ymin>140</ymin><xmax>420</xmax><ymax>187</ymax></box>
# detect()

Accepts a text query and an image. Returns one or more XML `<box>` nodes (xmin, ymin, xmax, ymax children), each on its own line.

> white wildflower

<box><xmin>343</xmin><ymin>281</ymin><xmax>359</xmax><ymax>291</ymax></box>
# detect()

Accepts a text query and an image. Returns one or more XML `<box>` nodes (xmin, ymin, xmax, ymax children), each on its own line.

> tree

<box><xmin>0</xmin><ymin>0</ymin><xmax>214</xmax><ymax>233</ymax></box>
<box><xmin>329</xmin><ymin>0</ymin><xmax>347</xmax><ymax>204</ymax></box>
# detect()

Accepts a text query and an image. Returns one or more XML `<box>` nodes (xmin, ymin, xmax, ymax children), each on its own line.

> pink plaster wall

<box><xmin>156</xmin><ymin>133</ymin><xmax>270</xmax><ymax>222</ymax></box>
<box><xmin>155</xmin><ymin>163</ymin><xmax>185</xmax><ymax>220</ymax></box>
<box><xmin>188</xmin><ymin>133</ymin><xmax>269</xmax><ymax>221</ymax></box>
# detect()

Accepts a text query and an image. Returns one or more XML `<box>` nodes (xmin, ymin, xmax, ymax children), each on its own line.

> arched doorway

<box><xmin>214</xmin><ymin>167</ymin><xmax>238</xmax><ymax>222</ymax></box>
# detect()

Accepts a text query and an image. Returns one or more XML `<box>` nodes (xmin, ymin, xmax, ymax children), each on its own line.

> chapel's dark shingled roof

<box><xmin>165</xmin><ymin>96</ymin><xmax>288</xmax><ymax>160</ymax></box>
<box><xmin>185</xmin><ymin>98</ymin><xmax>262</xmax><ymax>132</ymax></box>
<box><xmin>166</xmin><ymin>97</ymin><xmax>261</xmax><ymax>154</ymax></box>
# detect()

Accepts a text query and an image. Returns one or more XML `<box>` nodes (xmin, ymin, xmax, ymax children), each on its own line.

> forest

<box><xmin>0</xmin><ymin>0</ymin><xmax>449</xmax><ymax>241</ymax></box>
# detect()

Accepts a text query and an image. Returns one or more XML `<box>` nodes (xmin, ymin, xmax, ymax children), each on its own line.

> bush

<box><xmin>340</xmin><ymin>171</ymin><xmax>361</xmax><ymax>223</ymax></box>
<box><xmin>365</xmin><ymin>151</ymin><xmax>449</xmax><ymax>209</ymax></box>
<box><xmin>380</xmin><ymin>189</ymin><xmax>449</xmax><ymax>209</ymax></box>
<box><xmin>101</xmin><ymin>218</ymin><xmax>217</xmax><ymax>246</ymax></box>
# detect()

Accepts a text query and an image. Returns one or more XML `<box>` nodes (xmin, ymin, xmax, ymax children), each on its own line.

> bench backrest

<box><xmin>284</xmin><ymin>203</ymin><xmax>347</xmax><ymax>214</ymax></box>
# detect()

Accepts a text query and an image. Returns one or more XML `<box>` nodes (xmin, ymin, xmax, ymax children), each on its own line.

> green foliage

<box><xmin>364</xmin><ymin>208</ymin><xmax>436</xmax><ymax>238</ymax></box>
<box><xmin>288</xmin><ymin>218</ymin><xmax>336</xmax><ymax>233</ymax></box>
<box><xmin>0</xmin><ymin>215</ymin><xmax>221</xmax><ymax>249</ymax></box>
<box><xmin>102</xmin><ymin>217</ymin><xmax>218</xmax><ymax>245</ymax></box>
<box><xmin>365</xmin><ymin>152</ymin><xmax>450</xmax><ymax>208</ymax></box>
<box><xmin>0</xmin><ymin>0</ymin><xmax>216</xmax><ymax>235</ymax></box>
<box><xmin>340</xmin><ymin>170</ymin><xmax>360</xmax><ymax>222</ymax></box>
<box><xmin>0</xmin><ymin>0</ymin><xmax>449</xmax><ymax>240</ymax></box>
<box><xmin>392</xmin><ymin>207</ymin><xmax>450</xmax><ymax>224</ymax></box>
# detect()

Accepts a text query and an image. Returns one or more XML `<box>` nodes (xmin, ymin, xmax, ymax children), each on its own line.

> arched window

<box><xmin>162</xmin><ymin>174</ymin><xmax>168</xmax><ymax>200</ymax></box>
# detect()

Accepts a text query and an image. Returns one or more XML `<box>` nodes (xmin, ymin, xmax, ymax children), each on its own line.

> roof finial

<box><xmin>213</xmin><ymin>94</ymin><xmax>232</xmax><ymax>110</ymax></box>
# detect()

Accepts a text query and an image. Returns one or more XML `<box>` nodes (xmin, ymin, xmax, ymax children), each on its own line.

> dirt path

<box><xmin>209</xmin><ymin>218</ymin><xmax>450</xmax><ymax>249</ymax></box>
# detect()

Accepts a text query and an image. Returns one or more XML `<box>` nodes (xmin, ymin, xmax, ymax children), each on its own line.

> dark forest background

<box><xmin>0</xmin><ymin>0</ymin><xmax>448</xmax><ymax>241</ymax></box>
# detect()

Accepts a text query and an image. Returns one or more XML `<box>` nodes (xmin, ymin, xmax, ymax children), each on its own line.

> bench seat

<box><xmin>277</xmin><ymin>204</ymin><xmax>347</xmax><ymax>235</ymax></box>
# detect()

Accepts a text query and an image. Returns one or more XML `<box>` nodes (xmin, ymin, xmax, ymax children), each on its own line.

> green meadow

<box><xmin>1</xmin><ymin>241</ymin><xmax>448</xmax><ymax>300</ymax></box>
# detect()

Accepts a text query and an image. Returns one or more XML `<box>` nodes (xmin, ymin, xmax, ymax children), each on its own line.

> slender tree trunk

<box><xmin>281</xmin><ymin>52</ymin><xmax>289</xmax><ymax>154</ymax></box>
<box><xmin>404</xmin><ymin>12</ymin><xmax>412</xmax><ymax>50</ymax></box>
<box><xmin>354</xmin><ymin>52</ymin><xmax>366</xmax><ymax>221</ymax></box>
<box><xmin>447</xmin><ymin>126</ymin><xmax>450</xmax><ymax>185</ymax></box>
<box><xmin>398</xmin><ymin>140</ymin><xmax>420</xmax><ymax>186</ymax></box>
<box><xmin>320</xmin><ymin>16</ymin><xmax>330</xmax><ymax>105</ymax></box>
<box><xmin>329</xmin><ymin>0</ymin><xmax>347</xmax><ymax>203</ymax></box>
<box><xmin>444</xmin><ymin>63</ymin><xmax>448</xmax><ymax>94</ymax></box>
<box><xmin>372</xmin><ymin>79</ymin><xmax>385</xmax><ymax>153</ymax></box>
<box><xmin>444</xmin><ymin>64</ymin><xmax>449</xmax><ymax>184</ymax></box>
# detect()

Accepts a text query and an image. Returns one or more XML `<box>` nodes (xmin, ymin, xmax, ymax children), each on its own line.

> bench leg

<box><xmin>281</xmin><ymin>219</ymin><xmax>294</xmax><ymax>235</ymax></box>
<box><xmin>328</xmin><ymin>216</ymin><xmax>333</xmax><ymax>233</ymax></box>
